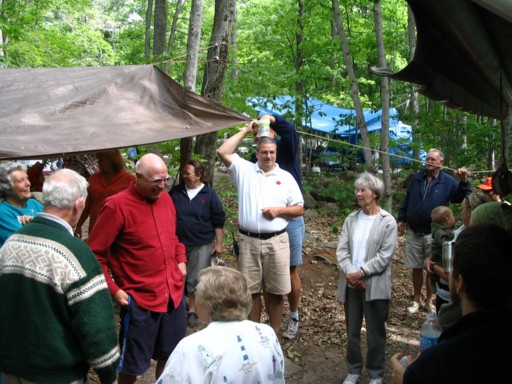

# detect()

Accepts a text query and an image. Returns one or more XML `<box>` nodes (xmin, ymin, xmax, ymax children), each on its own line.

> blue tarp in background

<box><xmin>248</xmin><ymin>96</ymin><xmax>412</xmax><ymax>143</ymax></box>
<box><xmin>248</xmin><ymin>96</ymin><xmax>419</xmax><ymax>167</ymax></box>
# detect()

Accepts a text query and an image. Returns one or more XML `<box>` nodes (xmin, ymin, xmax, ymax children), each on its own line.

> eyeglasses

<box><xmin>140</xmin><ymin>174</ymin><xmax>171</xmax><ymax>185</ymax></box>
<box><xmin>426</xmin><ymin>157</ymin><xmax>440</xmax><ymax>161</ymax></box>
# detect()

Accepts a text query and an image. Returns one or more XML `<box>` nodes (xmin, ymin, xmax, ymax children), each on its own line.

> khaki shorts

<box><xmin>404</xmin><ymin>229</ymin><xmax>432</xmax><ymax>269</ymax></box>
<box><xmin>237</xmin><ymin>231</ymin><xmax>291</xmax><ymax>295</ymax></box>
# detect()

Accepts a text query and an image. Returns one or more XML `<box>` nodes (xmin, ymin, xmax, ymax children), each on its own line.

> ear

<box><xmin>455</xmin><ymin>274</ymin><xmax>465</xmax><ymax>294</ymax></box>
<box><xmin>73</xmin><ymin>197</ymin><xmax>85</xmax><ymax>215</ymax></box>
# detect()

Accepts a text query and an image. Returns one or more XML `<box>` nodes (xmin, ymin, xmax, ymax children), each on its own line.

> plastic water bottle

<box><xmin>419</xmin><ymin>312</ymin><xmax>442</xmax><ymax>353</ymax></box>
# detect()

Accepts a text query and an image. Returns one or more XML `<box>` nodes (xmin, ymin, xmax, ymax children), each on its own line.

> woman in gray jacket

<box><xmin>337</xmin><ymin>172</ymin><xmax>398</xmax><ymax>384</ymax></box>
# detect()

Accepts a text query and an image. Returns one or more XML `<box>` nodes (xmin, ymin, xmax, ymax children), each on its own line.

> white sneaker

<box><xmin>282</xmin><ymin>318</ymin><xmax>300</xmax><ymax>340</ymax></box>
<box><xmin>407</xmin><ymin>300</ymin><xmax>421</xmax><ymax>314</ymax></box>
<box><xmin>369</xmin><ymin>378</ymin><xmax>383</xmax><ymax>384</ymax></box>
<box><xmin>343</xmin><ymin>374</ymin><xmax>360</xmax><ymax>384</ymax></box>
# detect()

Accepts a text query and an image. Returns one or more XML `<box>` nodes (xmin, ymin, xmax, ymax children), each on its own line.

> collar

<box><xmin>37</xmin><ymin>212</ymin><xmax>74</xmax><ymax>235</ymax></box>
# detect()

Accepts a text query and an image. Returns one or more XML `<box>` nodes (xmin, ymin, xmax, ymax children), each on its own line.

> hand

<box><xmin>261</xmin><ymin>207</ymin><xmax>278</xmax><ymax>220</ymax></box>
<box><xmin>212</xmin><ymin>244</ymin><xmax>224</xmax><ymax>257</ymax></box>
<box><xmin>113</xmin><ymin>289</ymin><xmax>129</xmax><ymax>307</ymax></box>
<box><xmin>397</xmin><ymin>221</ymin><xmax>406</xmax><ymax>233</ymax></box>
<box><xmin>455</xmin><ymin>167</ymin><xmax>468</xmax><ymax>182</ymax></box>
<box><xmin>424</xmin><ymin>257</ymin><xmax>434</xmax><ymax>273</ymax></box>
<box><xmin>390</xmin><ymin>352</ymin><xmax>408</xmax><ymax>384</ymax></box>
<box><xmin>74</xmin><ymin>227</ymin><xmax>83</xmax><ymax>239</ymax></box>
<box><xmin>259</xmin><ymin>114</ymin><xmax>276</xmax><ymax>124</ymax></box>
<box><xmin>178</xmin><ymin>262</ymin><xmax>187</xmax><ymax>277</ymax></box>
<box><xmin>248</xmin><ymin>119</ymin><xmax>258</xmax><ymax>133</ymax></box>
<box><xmin>346</xmin><ymin>270</ymin><xmax>364</xmax><ymax>286</ymax></box>
<box><xmin>17</xmin><ymin>215</ymin><xmax>34</xmax><ymax>225</ymax></box>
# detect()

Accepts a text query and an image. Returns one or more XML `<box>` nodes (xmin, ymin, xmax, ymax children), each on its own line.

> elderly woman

<box><xmin>156</xmin><ymin>266</ymin><xmax>285</xmax><ymax>384</ymax></box>
<box><xmin>337</xmin><ymin>172</ymin><xmax>398</xmax><ymax>384</ymax></box>
<box><xmin>0</xmin><ymin>162</ymin><xmax>44</xmax><ymax>247</ymax></box>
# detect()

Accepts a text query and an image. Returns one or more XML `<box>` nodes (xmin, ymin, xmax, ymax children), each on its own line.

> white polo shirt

<box><xmin>228</xmin><ymin>154</ymin><xmax>304</xmax><ymax>233</ymax></box>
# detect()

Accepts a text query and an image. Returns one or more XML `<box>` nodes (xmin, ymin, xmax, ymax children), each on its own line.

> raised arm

<box><xmin>217</xmin><ymin>121</ymin><xmax>255</xmax><ymax>167</ymax></box>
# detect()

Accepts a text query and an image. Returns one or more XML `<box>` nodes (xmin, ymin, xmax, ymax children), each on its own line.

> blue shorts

<box><xmin>287</xmin><ymin>216</ymin><xmax>305</xmax><ymax>267</ymax></box>
<box><xmin>117</xmin><ymin>295</ymin><xmax>186</xmax><ymax>376</ymax></box>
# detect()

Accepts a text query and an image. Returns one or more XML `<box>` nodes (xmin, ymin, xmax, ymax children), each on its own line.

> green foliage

<box><xmin>0</xmin><ymin>0</ymin><xmax>503</xmax><ymax>183</ymax></box>
<box><xmin>214</xmin><ymin>173</ymin><xmax>239</xmax><ymax>247</ymax></box>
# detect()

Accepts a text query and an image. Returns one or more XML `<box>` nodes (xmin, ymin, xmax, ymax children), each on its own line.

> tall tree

<box><xmin>180</xmin><ymin>0</ymin><xmax>204</xmax><ymax>171</ymax></box>
<box><xmin>195</xmin><ymin>0</ymin><xmax>237</xmax><ymax>186</ymax></box>
<box><xmin>407</xmin><ymin>4</ymin><xmax>420</xmax><ymax>160</ymax></box>
<box><xmin>374</xmin><ymin>0</ymin><xmax>392</xmax><ymax>210</ymax></box>
<box><xmin>332</xmin><ymin>0</ymin><xmax>375</xmax><ymax>172</ymax></box>
<box><xmin>145</xmin><ymin>0</ymin><xmax>153</xmax><ymax>57</ymax></box>
<box><xmin>167</xmin><ymin>0</ymin><xmax>186</xmax><ymax>56</ymax></box>
<box><xmin>153</xmin><ymin>0</ymin><xmax>167</xmax><ymax>55</ymax></box>
<box><xmin>294</xmin><ymin>0</ymin><xmax>305</xmax><ymax>177</ymax></box>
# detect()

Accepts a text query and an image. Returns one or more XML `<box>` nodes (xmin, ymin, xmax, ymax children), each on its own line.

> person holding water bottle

<box><xmin>390</xmin><ymin>224</ymin><xmax>512</xmax><ymax>383</ymax></box>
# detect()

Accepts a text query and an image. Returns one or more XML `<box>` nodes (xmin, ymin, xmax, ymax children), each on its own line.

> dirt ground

<box><xmin>117</xmin><ymin>213</ymin><xmax>427</xmax><ymax>384</ymax></box>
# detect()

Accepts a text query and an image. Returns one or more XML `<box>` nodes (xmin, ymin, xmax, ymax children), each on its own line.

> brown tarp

<box><xmin>0</xmin><ymin>64</ymin><xmax>250</xmax><ymax>160</ymax></box>
<box><xmin>371</xmin><ymin>0</ymin><xmax>512</xmax><ymax>120</ymax></box>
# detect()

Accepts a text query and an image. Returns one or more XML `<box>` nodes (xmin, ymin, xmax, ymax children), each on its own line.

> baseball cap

<box><xmin>477</xmin><ymin>177</ymin><xmax>493</xmax><ymax>191</ymax></box>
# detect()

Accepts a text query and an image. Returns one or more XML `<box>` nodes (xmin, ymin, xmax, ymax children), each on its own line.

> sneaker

<box><xmin>187</xmin><ymin>312</ymin><xmax>198</xmax><ymax>327</ymax></box>
<box><xmin>369</xmin><ymin>379</ymin><xmax>383</xmax><ymax>384</ymax></box>
<box><xmin>342</xmin><ymin>374</ymin><xmax>360</xmax><ymax>384</ymax></box>
<box><xmin>407</xmin><ymin>300</ymin><xmax>421</xmax><ymax>314</ymax></box>
<box><xmin>424</xmin><ymin>303</ymin><xmax>436</xmax><ymax>314</ymax></box>
<box><xmin>282</xmin><ymin>318</ymin><xmax>300</xmax><ymax>340</ymax></box>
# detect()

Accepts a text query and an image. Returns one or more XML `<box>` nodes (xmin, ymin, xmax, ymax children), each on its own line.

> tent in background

<box><xmin>248</xmin><ymin>96</ymin><xmax>415</xmax><ymax>167</ymax></box>
<box><xmin>248</xmin><ymin>96</ymin><xmax>412</xmax><ymax>143</ymax></box>
<box><xmin>0</xmin><ymin>65</ymin><xmax>250</xmax><ymax>160</ymax></box>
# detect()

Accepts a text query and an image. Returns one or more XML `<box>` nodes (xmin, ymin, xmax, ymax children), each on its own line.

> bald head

<box><xmin>136</xmin><ymin>153</ymin><xmax>167</xmax><ymax>175</ymax></box>
<box><xmin>135</xmin><ymin>153</ymin><xmax>169</xmax><ymax>202</ymax></box>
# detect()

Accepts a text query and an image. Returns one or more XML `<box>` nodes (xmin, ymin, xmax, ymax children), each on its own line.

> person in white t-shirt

<box><xmin>336</xmin><ymin>172</ymin><xmax>398</xmax><ymax>384</ymax></box>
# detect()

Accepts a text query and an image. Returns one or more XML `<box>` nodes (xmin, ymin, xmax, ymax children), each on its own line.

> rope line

<box><xmin>297</xmin><ymin>129</ymin><xmax>493</xmax><ymax>176</ymax></box>
<box><xmin>150</xmin><ymin>44</ymin><xmax>492</xmax><ymax>178</ymax></box>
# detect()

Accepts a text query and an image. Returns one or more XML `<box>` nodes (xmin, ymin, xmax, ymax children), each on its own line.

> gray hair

<box><xmin>428</xmin><ymin>148</ymin><xmax>445</xmax><ymax>161</ymax></box>
<box><xmin>42</xmin><ymin>169</ymin><xmax>88</xmax><ymax>209</ymax></box>
<box><xmin>462</xmin><ymin>190</ymin><xmax>491</xmax><ymax>211</ymax></box>
<box><xmin>256</xmin><ymin>136</ymin><xmax>276</xmax><ymax>150</ymax></box>
<box><xmin>0</xmin><ymin>162</ymin><xmax>27</xmax><ymax>198</ymax></box>
<box><xmin>354</xmin><ymin>171</ymin><xmax>385</xmax><ymax>201</ymax></box>
<box><xmin>195</xmin><ymin>266</ymin><xmax>252</xmax><ymax>322</ymax></box>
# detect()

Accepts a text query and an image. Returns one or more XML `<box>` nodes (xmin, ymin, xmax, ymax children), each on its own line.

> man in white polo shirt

<box><xmin>217</xmin><ymin>123</ymin><xmax>304</xmax><ymax>338</ymax></box>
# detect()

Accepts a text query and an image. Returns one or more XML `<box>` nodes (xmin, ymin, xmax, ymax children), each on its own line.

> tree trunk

<box><xmin>153</xmin><ymin>0</ymin><xmax>167</xmax><ymax>56</ymax></box>
<box><xmin>167</xmin><ymin>0</ymin><xmax>185</xmax><ymax>55</ymax></box>
<box><xmin>332</xmin><ymin>0</ymin><xmax>375</xmax><ymax>172</ymax></box>
<box><xmin>195</xmin><ymin>0</ymin><xmax>237</xmax><ymax>186</ymax></box>
<box><xmin>145</xmin><ymin>0</ymin><xmax>154</xmax><ymax>57</ymax></box>
<box><xmin>180</xmin><ymin>0</ymin><xmax>204</xmax><ymax>178</ymax></box>
<box><xmin>407</xmin><ymin>5</ymin><xmax>420</xmax><ymax>160</ymax></box>
<box><xmin>374</xmin><ymin>0</ymin><xmax>392</xmax><ymax>211</ymax></box>
<box><xmin>294</xmin><ymin>0</ymin><xmax>305</xmax><ymax>176</ymax></box>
